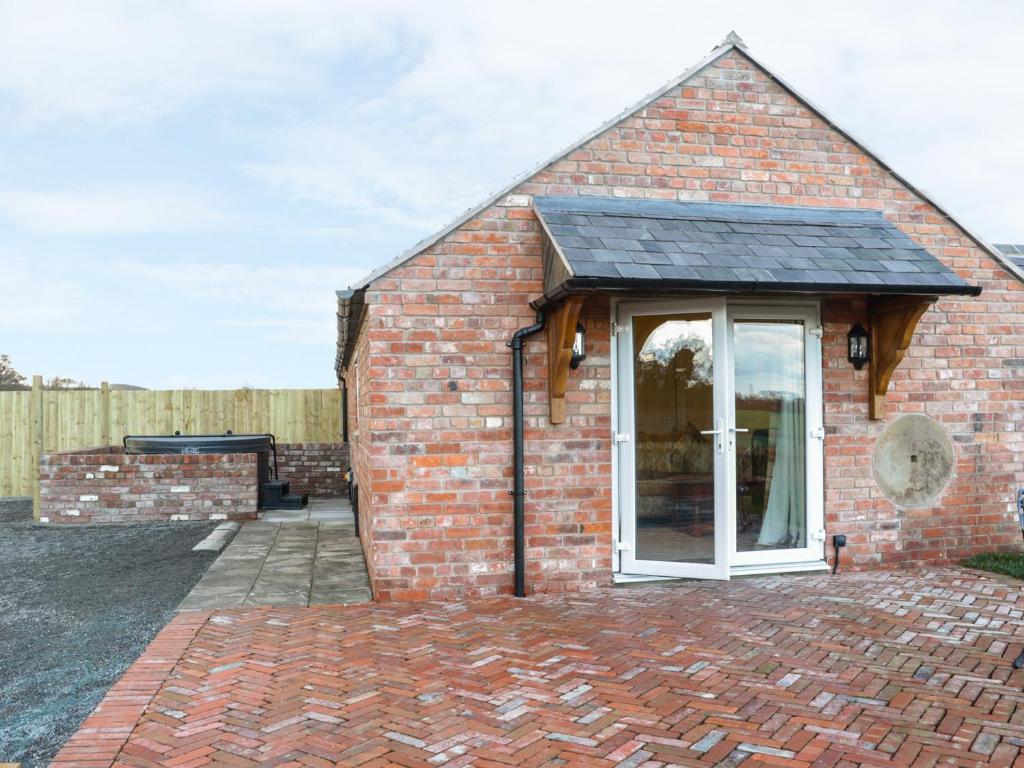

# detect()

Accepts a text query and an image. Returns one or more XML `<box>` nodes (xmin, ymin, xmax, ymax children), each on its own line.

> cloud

<box><xmin>115</xmin><ymin>260</ymin><xmax>367</xmax><ymax>344</ymax></box>
<box><xmin>0</xmin><ymin>182</ymin><xmax>230</xmax><ymax>236</ymax></box>
<box><xmin>3</xmin><ymin>1</ymin><xmax>1022</xmax><ymax>239</ymax></box>
<box><xmin>0</xmin><ymin>0</ymin><xmax>401</xmax><ymax>125</ymax></box>
<box><xmin>237</xmin><ymin>1</ymin><xmax>1024</xmax><ymax>242</ymax></box>
<box><xmin>0</xmin><ymin>249</ymin><xmax>357</xmax><ymax>388</ymax></box>
<box><xmin>244</xmin><ymin>105</ymin><xmax>497</xmax><ymax>235</ymax></box>
<box><xmin>0</xmin><ymin>252</ymin><xmax>86</xmax><ymax>328</ymax></box>
<box><xmin>2</xmin><ymin>1</ymin><xmax>1023</xmax><ymax>390</ymax></box>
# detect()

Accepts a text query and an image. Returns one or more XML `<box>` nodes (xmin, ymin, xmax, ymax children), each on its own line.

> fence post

<box><xmin>30</xmin><ymin>374</ymin><xmax>43</xmax><ymax>522</ymax></box>
<box><xmin>100</xmin><ymin>381</ymin><xmax>110</xmax><ymax>447</ymax></box>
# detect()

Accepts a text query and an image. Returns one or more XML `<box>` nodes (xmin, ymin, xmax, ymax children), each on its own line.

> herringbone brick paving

<box><xmin>53</xmin><ymin>568</ymin><xmax>1024</xmax><ymax>767</ymax></box>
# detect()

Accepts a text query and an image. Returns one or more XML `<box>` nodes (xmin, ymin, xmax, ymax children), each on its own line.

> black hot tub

<box><xmin>124</xmin><ymin>433</ymin><xmax>274</xmax><ymax>455</ymax></box>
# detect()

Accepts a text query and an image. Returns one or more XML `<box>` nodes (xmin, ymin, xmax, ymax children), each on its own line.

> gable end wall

<box><xmin>352</xmin><ymin>50</ymin><xmax>1024</xmax><ymax>600</ymax></box>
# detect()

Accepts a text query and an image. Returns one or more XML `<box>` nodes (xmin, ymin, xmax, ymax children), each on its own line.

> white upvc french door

<box><xmin>616</xmin><ymin>299</ymin><xmax>730</xmax><ymax>579</ymax></box>
<box><xmin>615</xmin><ymin>298</ymin><xmax>825</xmax><ymax>580</ymax></box>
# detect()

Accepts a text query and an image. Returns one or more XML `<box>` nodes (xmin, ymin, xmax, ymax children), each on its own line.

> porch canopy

<box><xmin>532</xmin><ymin>196</ymin><xmax>981</xmax><ymax>423</ymax></box>
<box><xmin>532</xmin><ymin>195</ymin><xmax>980</xmax><ymax>304</ymax></box>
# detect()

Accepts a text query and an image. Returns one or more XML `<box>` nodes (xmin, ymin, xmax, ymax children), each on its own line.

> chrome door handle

<box><xmin>700</xmin><ymin>419</ymin><xmax>725</xmax><ymax>454</ymax></box>
<box><xmin>727</xmin><ymin>425</ymin><xmax>747</xmax><ymax>452</ymax></box>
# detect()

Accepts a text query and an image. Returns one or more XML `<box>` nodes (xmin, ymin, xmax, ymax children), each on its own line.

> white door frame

<box><xmin>614</xmin><ymin>297</ymin><xmax>825</xmax><ymax>579</ymax></box>
<box><xmin>725</xmin><ymin>301</ymin><xmax>826</xmax><ymax>572</ymax></box>
<box><xmin>616</xmin><ymin>298</ymin><xmax>730</xmax><ymax>580</ymax></box>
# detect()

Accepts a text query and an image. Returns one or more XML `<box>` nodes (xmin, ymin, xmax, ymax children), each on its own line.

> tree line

<box><xmin>0</xmin><ymin>355</ymin><xmax>91</xmax><ymax>391</ymax></box>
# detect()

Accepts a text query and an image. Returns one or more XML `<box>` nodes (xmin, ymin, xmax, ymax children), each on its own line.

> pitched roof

<box><xmin>993</xmin><ymin>244</ymin><xmax>1024</xmax><ymax>269</ymax></box>
<box><xmin>533</xmin><ymin>196</ymin><xmax>979</xmax><ymax>303</ymax></box>
<box><xmin>342</xmin><ymin>34</ymin><xmax>1020</xmax><ymax>293</ymax></box>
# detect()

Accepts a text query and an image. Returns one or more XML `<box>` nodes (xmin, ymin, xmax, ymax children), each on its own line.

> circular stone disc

<box><xmin>872</xmin><ymin>414</ymin><xmax>955</xmax><ymax>508</ymax></box>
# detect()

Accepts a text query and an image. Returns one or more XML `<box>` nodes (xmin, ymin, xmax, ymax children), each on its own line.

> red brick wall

<box><xmin>40</xmin><ymin>448</ymin><xmax>258</xmax><ymax>524</ymax></box>
<box><xmin>821</xmin><ymin>296</ymin><xmax>1023</xmax><ymax>568</ymax></box>
<box><xmin>275</xmin><ymin>443</ymin><xmax>348</xmax><ymax>497</ymax></box>
<box><xmin>348</xmin><ymin>49</ymin><xmax>1023</xmax><ymax>600</ymax></box>
<box><xmin>346</xmin><ymin>327</ymin><xmax>378</xmax><ymax>595</ymax></box>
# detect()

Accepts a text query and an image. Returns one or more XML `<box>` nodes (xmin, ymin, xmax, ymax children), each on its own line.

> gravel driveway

<box><xmin>0</xmin><ymin>519</ymin><xmax>220</xmax><ymax>767</ymax></box>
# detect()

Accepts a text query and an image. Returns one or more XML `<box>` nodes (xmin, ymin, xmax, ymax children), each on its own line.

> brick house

<box><xmin>336</xmin><ymin>34</ymin><xmax>1024</xmax><ymax>601</ymax></box>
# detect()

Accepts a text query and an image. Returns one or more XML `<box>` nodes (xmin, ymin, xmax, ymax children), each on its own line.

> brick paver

<box><xmin>53</xmin><ymin>568</ymin><xmax>1024</xmax><ymax>767</ymax></box>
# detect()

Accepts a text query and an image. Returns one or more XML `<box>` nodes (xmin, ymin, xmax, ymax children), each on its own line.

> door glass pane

<box><xmin>733</xmin><ymin>320</ymin><xmax>806</xmax><ymax>552</ymax></box>
<box><xmin>633</xmin><ymin>313</ymin><xmax>715</xmax><ymax>563</ymax></box>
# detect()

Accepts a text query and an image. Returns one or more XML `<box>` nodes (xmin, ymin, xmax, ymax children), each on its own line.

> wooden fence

<box><xmin>0</xmin><ymin>377</ymin><xmax>342</xmax><ymax>503</ymax></box>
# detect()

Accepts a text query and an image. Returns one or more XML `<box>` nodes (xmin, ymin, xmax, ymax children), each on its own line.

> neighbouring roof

<box><xmin>994</xmin><ymin>244</ymin><xmax>1024</xmax><ymax>269</ymax></box>
<box><xmin>533</xmin><ymin>197</ymin><xmax>980</xmax><ymax>304</ymax></box>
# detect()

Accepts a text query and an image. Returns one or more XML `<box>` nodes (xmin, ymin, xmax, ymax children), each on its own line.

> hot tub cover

<box><xmin>532</xmin><ymin>196</ymin><xmax>980</xmax><ymax>303</ymax></box>
<box><xmin>124</xmin><ymin>434</ymin><xmax>273</xmax><ymax>454</ymax></box>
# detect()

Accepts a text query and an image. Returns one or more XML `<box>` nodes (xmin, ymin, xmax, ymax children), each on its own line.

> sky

<box><xmin>1</xmin><ymin>1</ymin><xmax>1022</xmax><ymax>390</ymax></box>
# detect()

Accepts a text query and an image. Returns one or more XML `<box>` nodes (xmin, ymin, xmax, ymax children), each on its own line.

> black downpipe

<box><xmin>508</xmin><ymin>309</ymin><xmax>546</xmax><ymax>598</ymax></box>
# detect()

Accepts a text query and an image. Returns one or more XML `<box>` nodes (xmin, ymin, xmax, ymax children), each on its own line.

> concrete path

<box><xmin>178</xmin><ymin>498</ymin><xmax>371</xmax><ymax>609</ymax></box>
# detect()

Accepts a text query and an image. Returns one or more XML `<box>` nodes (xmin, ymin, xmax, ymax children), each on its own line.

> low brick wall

<box><xmin>40</xmin><ymin>447</ymin><xmax>258</xmax><ymax>524</ymax></box>
<box><xmin>276</xmin><ymin>443</ymin><xmax>348</xmax><ymax>497</ymax></box>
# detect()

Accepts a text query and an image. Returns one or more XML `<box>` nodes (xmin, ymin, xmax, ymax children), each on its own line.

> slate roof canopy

<box><xmin>532</xmin><ymin>196</ymin><xmax>980</xmax><ymax>306</ymax></box>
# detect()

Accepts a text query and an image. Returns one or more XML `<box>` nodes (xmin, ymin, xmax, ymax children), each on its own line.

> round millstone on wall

<box><xmin>872</xmin><ymin>414</ymin><xmax>955</xmax><ymax>508</ymax></box>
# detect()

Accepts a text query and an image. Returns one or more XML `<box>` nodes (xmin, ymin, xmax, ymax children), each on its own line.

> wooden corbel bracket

<box><xmin>546</xmin><ymin>296</ymin><xmax>584</xmax><ymax>424</ymax></box>
<box><xmin>867</xmin><ymin>295</ymin><xmax>936</xmax><ymax>420</ymax></box>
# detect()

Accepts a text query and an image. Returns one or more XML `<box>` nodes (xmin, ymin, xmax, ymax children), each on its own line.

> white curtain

<box><xmin>757</xmin><ymin>395</ymin><xmax>805</xmax><ymax>547</ymax></box>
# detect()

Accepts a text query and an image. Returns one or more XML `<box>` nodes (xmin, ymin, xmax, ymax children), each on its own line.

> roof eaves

<box><xmin>556</xmin><ymin>276</ymin><xmax>980</xmax><ymax>300</ymax></box>
<box><xmin>733</xmin><ymin>46</ymin><xmax>1024</xmax><ymax>285</ymax></box>
<box><xmin>348</xmin><ymin>40</ymin><xmax>740</xmax><ymax>290</ymax></box>
<box><xmin>335</xmin><ymin>287</ymin><xmax>367</xmax><ymax>375</ymax></box>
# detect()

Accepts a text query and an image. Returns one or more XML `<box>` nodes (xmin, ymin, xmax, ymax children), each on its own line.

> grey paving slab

<box><xmin>261</xmin><ymin>497</ymin><xmax>355</xmax><ymax>523</ymax></box>
<box><xmin>179</xmin><ymin>497</ymin><xmax>371</xmax><ymax>610</ymax></box>
<box><xmin>192</xmin><ymin>522</ymin><xmax>241</xmax><ymax>552</ymax></box>
<box><xmin>244</xmin><ymin>593</ymin><xmax>309</xmax><ymax>607</ymax></box>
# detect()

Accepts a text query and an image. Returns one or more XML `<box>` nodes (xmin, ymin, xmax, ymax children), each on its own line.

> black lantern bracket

<box><xmin>570</xmin><ymin>322</ymin><xmax>587</xmax><ymax>370</ymax></box>
<box><xmin>847</xmin><ymin>323</ymin><xmax>870</xmax><ymax>370</ymax></box>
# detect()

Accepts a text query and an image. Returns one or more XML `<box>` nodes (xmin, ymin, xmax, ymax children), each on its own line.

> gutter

<box><xmin>336</xmin><ymin>287</ymin><xmax>368</xmax><ymax>376</ymax></box>
<box><xmin>530</xmin><ymin>277</ymin><xmax>982</xmax><ymax>310</ymax></box>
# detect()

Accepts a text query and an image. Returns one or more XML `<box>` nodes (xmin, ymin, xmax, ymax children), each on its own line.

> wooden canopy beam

<box><xmin>867</xmin><ymin>295</ymin><xmax>936</xmax><ymax>420</ymax></box>
<box><xmin>547</xmin><ymin>296</ymin><xmax>584</xmax><ymax>424</ymax></box>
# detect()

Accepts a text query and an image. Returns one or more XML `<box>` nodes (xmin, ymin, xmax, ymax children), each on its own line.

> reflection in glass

<box><xmin>633</xmin><ymin>314</ymin><xmax>715</xmax><ymax>563</ymax></box>
<box><xmin>733</xmin><ymin>320</ymin><xmax>806</xmax><ymax>551</ymax></box>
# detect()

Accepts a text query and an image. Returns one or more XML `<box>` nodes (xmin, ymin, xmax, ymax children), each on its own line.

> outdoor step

<box><xmin>262</xmin><ymin>479</ymin><xmax>291</xmax><ymax>495</ymax></box>
<box><xmin>262</xmin><ymin>492</ymin><xmax>308</xmax><ymax>510</ymax></box>
<box><xmin>260</xmin><ymin>480</ymin><xmax>306</xmax><ymax>510</ymax></box>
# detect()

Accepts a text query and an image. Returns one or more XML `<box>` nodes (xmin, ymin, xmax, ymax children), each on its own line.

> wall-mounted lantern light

<box><xmin>570</xmin><ymin>322</ymin><xmax>587</xmax><ymax>369</ymax></box>
<box><xmin>847</xmin><ymin>323</ymin><xmax>870</xmax><ymax>370</ymax></box>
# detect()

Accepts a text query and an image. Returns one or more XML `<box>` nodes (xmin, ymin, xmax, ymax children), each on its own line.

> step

<box><xmin>262</xmin><ymin>479</ymin><xmax>291</xmax><ymax>495</ymax></box>
<box><xmin>262</xmin><ymin>492</ymin><xmax>308</xmax><ymax>511</ymax></box>
<box><xmin>260</xmin><ymin>479</ymin><xmax>307</xmax><ymax>510</ymax></box>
